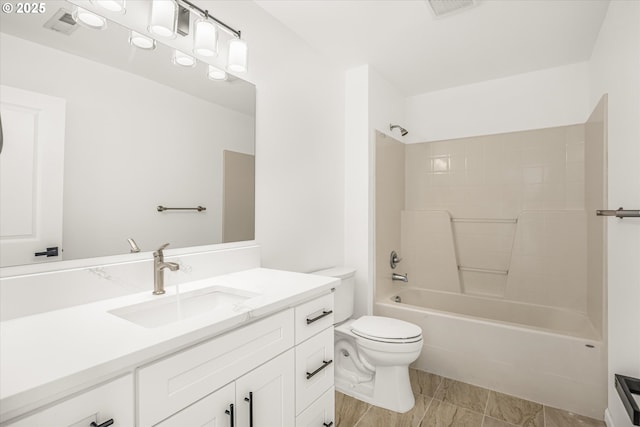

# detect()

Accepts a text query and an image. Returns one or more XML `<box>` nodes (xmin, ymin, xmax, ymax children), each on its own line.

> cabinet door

<box><xmin>7</xmin><ymin>375</ymin><xmax>133</xmax><ymax>427</ymax></box>
<box><xmin>156</xmin><ymin>382</ymin><xmax>235</xmax><ymax>427</ymax></box>
<box><xmin>235</xmin><ymin>349</ymin><xmax>295</xmax><ymax>427</ymax></box>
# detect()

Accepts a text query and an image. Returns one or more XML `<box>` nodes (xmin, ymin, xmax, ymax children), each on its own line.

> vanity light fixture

<box><xmin>129</xmin><ymin>31</ymin><xmax>156</xmax><ymax>50</ymax></box>
<box><xmin>228</xmin><ymin>38</ymin><xmax>248</xmax><ymax>73</ymax></box>
<box><xmin>172</xmin><ymin>50</ymin><xmax>196</xmax><ymax>67</ymax></box>
<box><xmin>207</xmin><ymin>65</ymin><xmax>227</xmax><ymax>81</ymax></box>
<box><xmin>91</xmin><ymin>0</ymin><xmax>125</xmax><ymax>14</ymax></box>
<box><xmin>149</xmin><ymin>0</ymin><xmax>177</xmax><ymax>39</ymax></box>
<box><xmin>193</xmin><ymin>17</ymin><xmax>218</xmax><ymax>57</ymax></box>
<box><xmin>178</xmin><ymin>0</ymin><xmax>248</xmax><ymax>73</ymax></box>
<box><xmin>73</xmin><ymin>6</ymin><xmax>107</xmax><ymax>29</ymax></box>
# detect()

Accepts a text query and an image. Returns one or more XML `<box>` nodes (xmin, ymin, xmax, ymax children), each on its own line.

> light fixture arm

<box><xmin>177</xmin><ymin>0</ymin><xmax>242</xmax><ymax>39</ymax></box>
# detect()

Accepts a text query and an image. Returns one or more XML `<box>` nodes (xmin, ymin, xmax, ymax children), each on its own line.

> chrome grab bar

<box><xmin>596</xmin><ymin>207</ymin><xmax>640</xmax><ymax>218</ymax></box>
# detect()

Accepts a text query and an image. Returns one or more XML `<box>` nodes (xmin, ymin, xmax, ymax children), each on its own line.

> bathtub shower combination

<box><xmin>373</xmin><ymin>107</ymin><xmax>607</xmax><ymax>419</ymax></box>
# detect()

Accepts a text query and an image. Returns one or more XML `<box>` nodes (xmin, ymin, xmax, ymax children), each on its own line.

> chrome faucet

<box><xmin>392</xmin><ymin>272</ymin><xmax>408</xmax><ymax>282</ymax></box>
<box><xmin>153</xmin><ymin>243</ymin><xmax>179</xmax><ymax>295</ymax></box>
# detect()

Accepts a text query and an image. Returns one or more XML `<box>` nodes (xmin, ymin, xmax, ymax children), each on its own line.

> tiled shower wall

<box><xmin>376</xmin><ymin>125</ymin><xmax>605</xmax><ymax>326</ymax></box>
<box><xmin>405</xmin><ymin>125</ymin><xmax>585</xmax><ymax>217</ymax></box>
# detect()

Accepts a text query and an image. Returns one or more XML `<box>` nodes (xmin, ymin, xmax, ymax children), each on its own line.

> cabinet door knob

<box><xmin>244</xmin><ymin>391</ymin><xmax>253</xmax><ymax>427</ymax></box>
<box><xmin>224</xmin><ymin>403</ymin><xmax>234</xmax><ymax>427</ymax></box>
<box><xmin>90</xmin><ymin>420</ymin><xmax>114</xmax><ymax>427</ymax></box>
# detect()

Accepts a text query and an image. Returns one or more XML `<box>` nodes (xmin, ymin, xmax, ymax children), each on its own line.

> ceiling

<box><xmin>255</xmin><ymin>0</ymin><xmax>610</xmax><ymax>96</ymax></box>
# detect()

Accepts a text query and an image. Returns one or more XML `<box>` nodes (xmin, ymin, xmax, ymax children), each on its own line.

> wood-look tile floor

<box><xmin>335</xmin><ymin>368</ymin><xmax>606</xmax><ymax>427</ymax></box>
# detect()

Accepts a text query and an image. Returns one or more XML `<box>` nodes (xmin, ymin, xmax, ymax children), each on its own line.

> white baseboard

<box><xmin>605</xmin><ymin>408</ymin><xmax>615</xmax><ymax>427</ymax></box>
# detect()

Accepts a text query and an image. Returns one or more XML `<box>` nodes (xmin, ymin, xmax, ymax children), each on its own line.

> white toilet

<box><xmin>313</xmin><ymin>267</ymin><xmax>423</xmax><ymax>413</ymax></box>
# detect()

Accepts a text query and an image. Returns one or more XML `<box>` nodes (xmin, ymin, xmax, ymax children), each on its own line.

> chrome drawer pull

<box><xmin>306</xmin><ymin>359</ymin><xmax>333</xmax><ymax>380</ymax></box>
<box><xmin>306</xmin><ymin>310</ymin><xmax>333</xmax><ymax>325</ymax></box>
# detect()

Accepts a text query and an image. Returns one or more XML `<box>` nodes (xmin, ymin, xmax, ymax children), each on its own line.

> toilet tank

<box><xmin>312</xmin><ymin>267</ymin><xmax>356</xmax><ymax>324</ymax></box>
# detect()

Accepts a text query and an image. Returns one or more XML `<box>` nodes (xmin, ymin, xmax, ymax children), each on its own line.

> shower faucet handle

<box><xmin>390</xmin><ymin>250</ymin><xmax>402</xmax><ymax>269</ymax></box>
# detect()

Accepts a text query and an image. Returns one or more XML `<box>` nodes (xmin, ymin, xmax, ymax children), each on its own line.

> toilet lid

<box><xmin>350</xmin><ymin>316</ymin><xmax>422</xmax><ymax>342</ymax></box>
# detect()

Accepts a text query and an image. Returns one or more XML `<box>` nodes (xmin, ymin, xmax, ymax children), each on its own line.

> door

<box><xmin>0</xmin><ymin>85</ymin><xmax>65</xmax><ymax>267</ymax></box>
<box><xmin>236</xmin><ymin>349</ymin><xmax>295</xmax><ymax>427</ymax></box>
<box><xmin>222</xmin><ymin>150</ymin><xmax>255</xmax><ymax>243</ymax></box>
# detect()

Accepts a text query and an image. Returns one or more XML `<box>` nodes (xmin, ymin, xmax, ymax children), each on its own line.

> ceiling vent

<box><xmin>43</xmin><ymin>8</ymin><xmax>78</xmax><ymax>36</ymax></box>
<box><xmin>426</xmin><ymin>0</ymin><xmax>476</xmax><ymax>17</ymax></box>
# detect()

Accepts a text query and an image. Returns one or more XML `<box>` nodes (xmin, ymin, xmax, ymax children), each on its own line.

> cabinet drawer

<box><xmin>7</xmin><ymin>375</ymin><xmax>133</xmax><ymax>427</ymax></box>
<box><xmin>294</xmin><ymin>293</ymin><xmax>334</xmax><ymax>344</ymax></box>
<box><xmin>138</xmin><ymin>309</ymin><xmax>294</xmax><ymax>427</ymax></box>
<box><xmin>295</xmin><ymin>327</ymin><xmax>334</xmax><ymax>415</ymax></box>
<box><xmin>296</xmin><ymin>387</ymin><xmax>335</xmax><ymax>427</ymax></box>
<box><xmin>156</xmin><ymin>382</ymin><xmax>235</xmax><ymax>427</ymax></box>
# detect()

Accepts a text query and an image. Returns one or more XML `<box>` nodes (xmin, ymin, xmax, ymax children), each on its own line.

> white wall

<box><xmin>588</xmin><ymin>2</ymin><xmax>640</xmax><ymax>426</ymax></box>
<box><xmin>405</xmin><ymin>62</ymin><xmax>590</xmax><ymax>143</ymax></box>
<box><xmin>185</xmin><ymin>2</ymin><xmax>346</xmax><ymax>273</ymax></box>
<box><xmin>345</xmin><ymin>65</ymin><xmax>405</xmax><ymax>316</ymax></box>
<box><xmin>0</xmin><ymin>34</ymin><xmax>254</xmax><ymax>260</ymax></box>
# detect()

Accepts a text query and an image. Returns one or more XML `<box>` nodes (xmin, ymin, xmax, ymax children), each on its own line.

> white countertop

<box><xmin>0</xmin><ymin>268</ymin><xmax>337</xmax><ymax>422</ymax></box>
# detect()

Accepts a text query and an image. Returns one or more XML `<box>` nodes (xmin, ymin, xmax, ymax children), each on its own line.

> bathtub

<box><xmin>375</xmin><ymin>287</ymin><xmax>606</xmax><ymax>419</ymax></box>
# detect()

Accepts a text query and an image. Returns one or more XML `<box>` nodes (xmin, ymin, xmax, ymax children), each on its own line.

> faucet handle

<box><xmin>154</xmin><ymin>243</ymin><xmax>170</xmax><ymax>256</ymax></box>
<box><xmin>156</xmin><ymin>242</ymin><xmax>170</xmax><ymax>252</ymax></box>
<box><xmin>390</xmin><ymin>250</ymin><xmax>402</xmax><ymax>269</ymax></box>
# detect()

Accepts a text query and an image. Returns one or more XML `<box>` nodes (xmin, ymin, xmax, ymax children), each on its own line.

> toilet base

<box><xmin>335</xmin><ymin>365</ymin><xmax>415</xmax><ymax>413</ymax></box>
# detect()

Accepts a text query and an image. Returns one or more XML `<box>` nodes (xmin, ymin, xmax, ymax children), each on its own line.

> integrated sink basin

<box><xmin>109</xmin><ymin>286</ymin><xmax>260</xmax><ymax>328</ymax></box>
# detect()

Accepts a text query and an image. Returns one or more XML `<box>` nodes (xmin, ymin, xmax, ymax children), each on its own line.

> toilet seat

<box><xmin>350</xmin><ymin>316</ymin><xmax>422</xmax><ymax>343</ymax></box>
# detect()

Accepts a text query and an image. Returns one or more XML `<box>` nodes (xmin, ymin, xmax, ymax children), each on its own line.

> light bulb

<box><xmin>149</xmin><ymin>0</ymin><xmax>176</xmax><ymax>39</ymax></box>
<box><xmin>194</xmin><ymin>19</ymin><xmax>218</xmax><ymax>57</ymax></box>
<box><xmin>172</xmin><ymin>50</ymin><xmax>196</xmax><ymax>67</ymax></box>
<box><xmin>92</xmin><ymin>0</ymin><xmax>125</xmax><ymax>13</ymax></box>
<box><xmin>129</xmin><ymin>31</ymin><xmax>156</xmax><ymax>50</ymax></box>
<box><xmin>73</xmin><ymin>6</ymin><xmax>107</xmax><ymax>29</ymax></box>
<box><xmin>207</xmin><ymin>65</ymin><xmax>227</xmax><ymax>81</ymax></box>
<box><xmin>228</xmin><ymin>38</ymin><xmax>248</xmax><ymax>73</ymax></box>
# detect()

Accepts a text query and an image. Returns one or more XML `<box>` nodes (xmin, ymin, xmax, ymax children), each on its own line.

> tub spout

<box><xmin>392</xmin><ymin>272</ymin><xmax>408</xmax><ymax>282</ymax></box>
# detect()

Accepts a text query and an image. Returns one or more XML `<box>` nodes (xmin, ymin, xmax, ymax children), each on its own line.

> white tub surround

<box><xmin>0</xmin><ymin>268</ymin><xmax>338</xmax><ymax>424</ymax></box>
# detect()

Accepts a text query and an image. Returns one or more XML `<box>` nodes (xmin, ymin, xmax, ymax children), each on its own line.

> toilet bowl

<box><xmin>313</xmin><ymin>268</ymin><xmax>423</xmax><ymax>413</ymax></box>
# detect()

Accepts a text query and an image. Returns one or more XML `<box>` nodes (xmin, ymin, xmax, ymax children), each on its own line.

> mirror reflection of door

<box><xmin>222</xmin><ymin>150</ymin><xmax>255</xmax><ymax>243</ymax></box>
<box><xmin>0</xmin><ymin>86</ymin><xmax>65</xmax><ymax>267</ymax></box>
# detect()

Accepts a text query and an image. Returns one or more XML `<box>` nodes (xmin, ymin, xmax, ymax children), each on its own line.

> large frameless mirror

<box><xmin>0</xmin><ymin>0</ymin><xmax>256</xmax><ymax>268</ymax></box>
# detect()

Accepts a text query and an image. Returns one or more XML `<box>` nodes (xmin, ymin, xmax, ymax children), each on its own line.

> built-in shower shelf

<box><xmin>458</xmin><ymin>266</ymin><xmax>509</xmax><ymax>275</ymax></box>
<box><xmin>451</xmin><ymin>217</ymin><xmax>517</xmax><ymax>223</ymax></box>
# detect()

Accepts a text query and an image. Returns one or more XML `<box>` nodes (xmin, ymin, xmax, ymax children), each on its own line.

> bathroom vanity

<box><xmin>0</xmin><ymin>268</ymin><xmax>337</xmax><ymax>427</ymax></box>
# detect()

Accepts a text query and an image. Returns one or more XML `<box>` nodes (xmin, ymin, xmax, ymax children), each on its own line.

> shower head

<box><xmin>390</xmin><ymin>124</ymin><xmax>408</xmax><ymax>136</ymax></box>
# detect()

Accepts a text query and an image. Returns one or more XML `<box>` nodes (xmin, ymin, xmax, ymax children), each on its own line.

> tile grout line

<box><xmin>353</xmin><ymin>404</ymin><xmax>373</xmax><ymax>427</ymax></box>
<box><xmin>416</xmin><ymin>394</ymin><xmax>434</xmax><ymax>427</ymax></box>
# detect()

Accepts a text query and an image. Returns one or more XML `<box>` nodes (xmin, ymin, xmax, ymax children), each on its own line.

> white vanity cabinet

<box><xmin>154</xmin><ymin>382</ymin><xmax>235</xmax><ymax>427</ymax></box>
<box><xmin>147</xmin><ymin>293</ymin><xmax>336</xmax><ymax>427</ymax></box>
<box><xmin>138</xmin><ymin>309</ymin><xmax>294</xmax><ymax>426</ymax></box>
<box><xmin>6</xmin><ymin>375</ymin><xmax>133</xmax><ymax>427</ymax></box>
<box><xmin>2</xmin><ymin>287</ymin><xmax>336</xmax><ymax>427</ymax></box>
<box><xmin>294</xmin><ymin>293</ymin><xmax>335</xmax><ymax>427</ymax></box>
<box><xmin>235</xmin><ymin>349</ymin><xmax>295</xmax><ymax>427</ymax></box>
